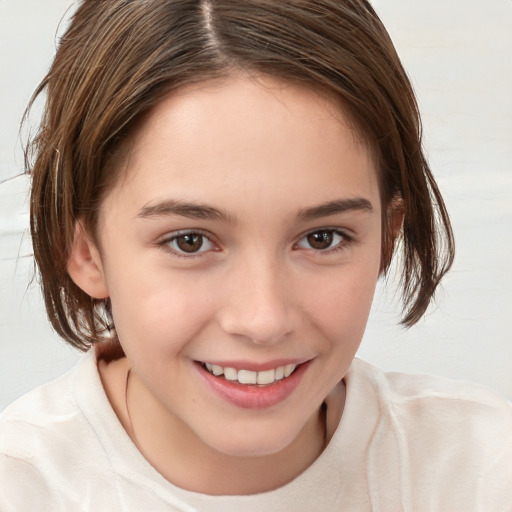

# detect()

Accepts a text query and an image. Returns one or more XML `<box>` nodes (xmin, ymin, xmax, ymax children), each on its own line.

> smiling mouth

<box><xmin>201</xmin><ymin>362</ymin><xmax>298</xmax><ymax>386</ymax></box>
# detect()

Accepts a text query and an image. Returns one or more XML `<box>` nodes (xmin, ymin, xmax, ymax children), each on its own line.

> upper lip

<box><xmin>197</xmin><ymin>358</ymin><xmax>311</xmax><ymax>372</ymax></box>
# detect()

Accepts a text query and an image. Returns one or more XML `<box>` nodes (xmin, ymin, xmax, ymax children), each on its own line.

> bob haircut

<box><xmin>26</xmin><ymin>0</ymin><xmax>454</xmax><ymax>356</ymax></box>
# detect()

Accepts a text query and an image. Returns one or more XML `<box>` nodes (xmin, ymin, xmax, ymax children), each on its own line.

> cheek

<box><xmin>300</xmin><ymin>258</ymin><xmax>380</xmax><ymax>343</ymax></box>
<box><xmin>105</xmin><ymin>261</ymin><xmax>215</xmax><ymax>354</ymax></box>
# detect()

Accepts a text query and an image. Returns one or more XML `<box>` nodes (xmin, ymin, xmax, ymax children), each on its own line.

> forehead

<box><xmin>104</xmin><ymin>74</ymin><xmax>380</xmax><ymax>220</ymax></box>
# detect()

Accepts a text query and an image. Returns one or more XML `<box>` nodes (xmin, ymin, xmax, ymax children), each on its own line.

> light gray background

<box><xmin>1</xmin><ymin>1</ymin><xmax>511</xmax><ymax>412</ymax></box>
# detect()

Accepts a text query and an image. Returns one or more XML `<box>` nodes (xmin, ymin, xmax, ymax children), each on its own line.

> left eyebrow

<box><xmin>297</xmin><ymin>198</ymin><xmax>373</xmax><ymax>222</ymax></box>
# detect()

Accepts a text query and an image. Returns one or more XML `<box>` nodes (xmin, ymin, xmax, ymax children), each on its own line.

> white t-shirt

<box><xmin>1</xmin><ymin>350</ymin><xmax>511</xmax><ymax>511</ymax></box>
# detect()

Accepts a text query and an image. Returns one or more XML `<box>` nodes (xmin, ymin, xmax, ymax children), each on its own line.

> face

<box><xmin>88</xmin><ymin>75</ymin><xmax>382</xmax><ymax>458</ymax></box>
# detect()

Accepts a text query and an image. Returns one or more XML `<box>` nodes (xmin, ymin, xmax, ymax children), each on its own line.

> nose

<box><xmin>216</xmin><ymin>254</ymin><xmax>298</xmax><ymax>345</ymax></box>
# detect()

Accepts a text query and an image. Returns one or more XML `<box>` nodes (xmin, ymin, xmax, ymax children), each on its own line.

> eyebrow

<box><xmin>137</xmin><ymin>200</ymin><xmax>233</xmax><ymax>222</ymax></box>
<box><xmin>136</xmin><ymin>197</ymin><xmax>373</xmax><ymax>223</ymax></box>
<box><xmin>296</xmin><ymin>197</ymin><xmax>373</xmax><ymax>221</ymax></box>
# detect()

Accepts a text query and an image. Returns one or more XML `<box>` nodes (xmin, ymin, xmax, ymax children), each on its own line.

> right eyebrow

<box><xmin>296</xmin><ymin>197</ymin><xmax>374</xmax><ymax>222</ymax></box>
<box><xmin>136</xmin><ymin>199</ymin><xmax>234</xmax><ymax>222</ymax></box>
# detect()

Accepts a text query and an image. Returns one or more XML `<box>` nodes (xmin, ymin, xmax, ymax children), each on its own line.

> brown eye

<box><xmin>176</xmin><ymin>234</ymin><xmax>203</xmax><ymax>253</ymax></box>
<box><xmin>307</xmin><ymin>231</ymin><xmax>334</xmax><ymax>250</ymax></box>
<box><xmin>297</xmin><ymin>229</ymin><xmax>346</xmax><ymax>252</ymax></box>
<box><xmin>166</xmin><ymin>232</ymin><xmax>214</xmax><ymax>255</ymax></box>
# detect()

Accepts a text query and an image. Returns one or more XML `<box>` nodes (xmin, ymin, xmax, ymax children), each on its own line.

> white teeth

<box><xmin>257</xmin><ymin>369</ymin><xmax>275</xmax><ymax>385</ymax></box>
<box><xmin>284</xmin><ymin>364</ymin><xmax>295</xmax><ymax>378</ymax></box>
<box><xmin>238</xmin><ymin>370</ymin><xmax>258</xmax><ymax>384</ymax></box>
<box><xmin>224</xmin><ymin>367</ymin><xmax>238</xmax><ymax>381</ymax></box>
<box><xmin>211</xmin><ymin>364</ymin><xmax>224</xmax><ymax>376</ymax></box>
<box><xmin>204</xmin><ymin>362</ymin><xmax>298</xmax><ymax>385</ymax></box>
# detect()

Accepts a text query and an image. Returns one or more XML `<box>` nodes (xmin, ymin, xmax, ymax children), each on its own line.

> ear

<box><xmin>380</xmin><ymin>197</ymin><xmax>404</xmax><ymax>273</ymax></box>
<box><xmin>389</xmin><ymin>197</ymin><xmax>404</xmax><ymax>240</ymax></box>
<box><xmin>67</xmin><ymin>223</ymin><xmax>109</xmax><ymax>299</ymax></box>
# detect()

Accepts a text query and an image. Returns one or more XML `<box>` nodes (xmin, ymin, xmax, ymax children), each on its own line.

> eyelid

<box><xmin>294</xmin><ymin>227</ymin><xmax>353</xmax><ymax>253</ymax></box>
<box><xmin>159</xmin><ymin>229</ymin><xmax>219</xmax><ymax>257</ymax></box>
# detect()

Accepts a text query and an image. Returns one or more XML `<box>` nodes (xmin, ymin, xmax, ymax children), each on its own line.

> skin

<box><xmin>68</xmin><ymin>74</ymin><xmax>385</xmax><ymax>495</ymax></box>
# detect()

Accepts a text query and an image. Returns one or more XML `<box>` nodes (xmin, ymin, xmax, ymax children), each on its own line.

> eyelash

<box><xmin>158</xmin><ymin>228</ymin><xmax>353</xmax><ymax>259</ymax></box>
<box><xmin>159</xmin><ymin>230</ymin><xmax>217</xmax><ymax>259</ymax></box>
<box><xmin>295</xmin><ymin>228</ymin><xmax>353</xmax><ymax>255</ymax></box>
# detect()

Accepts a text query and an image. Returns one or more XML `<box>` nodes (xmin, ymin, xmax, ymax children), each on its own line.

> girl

<box><xmin>1</xmin><ymin>0</ymin><xmax>511</xmax><ymax>510</ymax></box>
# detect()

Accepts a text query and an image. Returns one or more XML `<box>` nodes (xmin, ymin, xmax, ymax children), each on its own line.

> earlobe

<box><xmin>390</xmin><ymin>199</ymin><xmax>404</xmax><ymax>240</ymax></box>
<box><xmin>67</xmin><ymin>223</ymin><xmax>109</xmax><ymax>299</ymax></box>
<box><xmin>380</xmin><ymin>197</ymin><xmax>405</xmax><ymax>273</ymax></box>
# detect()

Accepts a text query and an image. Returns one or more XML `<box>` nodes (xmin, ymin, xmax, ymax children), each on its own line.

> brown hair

<box><xmin>26</xmin><ymin>0</ymin><xmax>454</xmax><ymax>355</ymax></box>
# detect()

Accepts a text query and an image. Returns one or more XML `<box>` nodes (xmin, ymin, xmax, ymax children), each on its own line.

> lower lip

<box><xmin>196</xmin><ymin>361</ymin><xmax>310</xmax><ymax>409</ymax></box>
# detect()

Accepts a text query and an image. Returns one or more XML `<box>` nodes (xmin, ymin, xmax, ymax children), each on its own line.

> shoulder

<box><xmin>344</xmin><ymin>359</ymin><xmax>512</xmax><ymax>508</ymax></box>
<box><xmin>348</xmin><ymin>357</ymin><xmax>512</xmax><ymax>425</ymax></box>
<box><xmin>0</xmin><ymin>351</ymin><xmax>95</xmax><ymax>444</ymax></box>
<box><xmin>0</xmin><ymin>351</ymin><xmax>118</xmax><ymax>509</ymax></box>
<box><xmin>0</xmin><ymin>351</ymin><xmax>98</xmax><ymax>463</ymax></box>
<box><xmin>1</xmin><ymin>361</ymin><xmax>80</xmax><ymax>450</ymax></box>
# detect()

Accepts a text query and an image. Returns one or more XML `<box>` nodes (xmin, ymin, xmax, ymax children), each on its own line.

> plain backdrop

<box><xmin>1</xmin><ymin>0</ymin><xmax>511</xmax><ymax>412</ymax></box>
